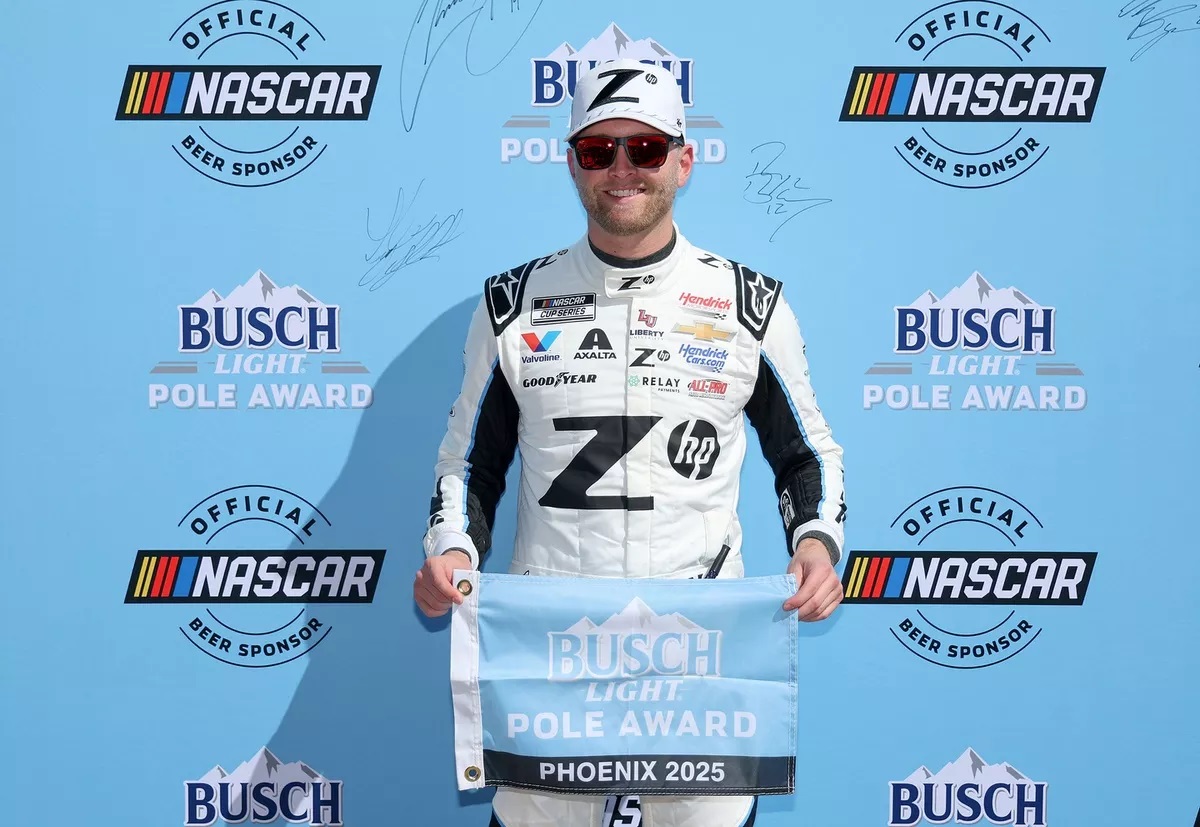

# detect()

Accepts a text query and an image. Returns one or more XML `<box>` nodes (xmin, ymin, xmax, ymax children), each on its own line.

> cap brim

<box><xmin>566</xmin><ymin>111</ymin><xmax>685</xmax><ymax>141</ymax></box>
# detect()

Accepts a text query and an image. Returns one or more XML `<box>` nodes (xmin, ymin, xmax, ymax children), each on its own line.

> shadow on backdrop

<box><xmin>269</xmin><ymin>297</ymin><xmax>509</xmax><ymax>825</ymax></box>
<box><xmin>267</xmin><ymin>293</ymin><xmax>843</xmax><ymax>825</ymax></box>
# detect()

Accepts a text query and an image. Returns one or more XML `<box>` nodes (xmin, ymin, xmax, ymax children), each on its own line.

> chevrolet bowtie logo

<box><xmin>672</xmin><ymin>321</ymin><xmax>734</xmax><ymax>342</ymax></box>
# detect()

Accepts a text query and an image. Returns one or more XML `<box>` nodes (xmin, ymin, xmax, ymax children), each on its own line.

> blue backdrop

<box><xmin>3</xmin><ymin>0</ymin><xmax>1197</xmax><ymax>825</ymax></box>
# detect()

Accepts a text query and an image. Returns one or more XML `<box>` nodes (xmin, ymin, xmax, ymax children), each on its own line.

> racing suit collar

<box><xmin>574</xmin><ymin>223</ymin><xmax>690</xmax><ymax>299</ymax></box>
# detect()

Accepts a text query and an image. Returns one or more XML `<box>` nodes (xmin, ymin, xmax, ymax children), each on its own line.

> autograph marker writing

<box><xmin>743</xmin><ymin>143</ymin><xmax>832</xmax><ymax>243</ymax></box>
<box><xmin>360</xmin><ymin>180</ymin><xmax>464</xmax><ymax>292</ymax></box>
<box><xmin>1118</xmin><ymin>1</ymin><xmax>1200</xmax><ymax>60</ymax></box>
<box><xmin>400</xmin><ymin>0</ymin><xmax>545</xmax><ymax>132</ymax></box>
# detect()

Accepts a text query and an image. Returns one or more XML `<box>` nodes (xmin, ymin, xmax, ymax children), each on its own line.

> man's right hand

<box><xmin>414</xmin><ymin>550</ymin><xmax>472</xmax><ymax>618</ymax></box>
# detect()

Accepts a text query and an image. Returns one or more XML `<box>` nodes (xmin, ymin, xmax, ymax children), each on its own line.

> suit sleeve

<box><xmin>422</xmin><ymin>297</ymin><xmax>520</xmax><ymax>570</ymax></box>
<box><xmin>744</xmin><ymin>294</ymin><xmax>846</xmax><ymax>564</ymax></box>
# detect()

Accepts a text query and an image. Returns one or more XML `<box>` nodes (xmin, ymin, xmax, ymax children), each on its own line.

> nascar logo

<box><xmin>842</xmin><ymin>552</ymin><xmax>1095</xmax><ymax>605</ymax></box>
<box><xmin>841</xmin><ymin>67</ymin><xmax>1103</xmax><ymax>122</ymax></box>
<box><xmin>125</xmin><ymin>551</ymin><xmax>384</xmax><ymax>603</ymax></box>
<box><xmin>116</xmin><ymin>66</ymin><xmax>380</xmax><ymax>120</ymax></box>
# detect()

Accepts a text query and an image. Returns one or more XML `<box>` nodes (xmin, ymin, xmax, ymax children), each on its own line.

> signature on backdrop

<box><xmin>400</xmin><ymin>0</ymin><xmax>546</xmax><ymax>132</ymax></box>
<box><xmin>360</xmin><ymin>180</ymin><xmax>464</xmax><ymax>291</ymax></box>
<box><xmin>1117</xmin><ymin>1</ymin><xmax>1200</xmax><ymax>60</ymax></box>
<box><xmin>743</xmin><ymin>143</ymin><xmax>832</xmax><ymax>243</ymax></box>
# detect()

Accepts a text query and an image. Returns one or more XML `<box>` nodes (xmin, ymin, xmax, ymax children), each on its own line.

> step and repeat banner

<box><xmin>3</xmin><ymin>0</ymin><xmax>1198</xmax><ymax>825</ymax></box>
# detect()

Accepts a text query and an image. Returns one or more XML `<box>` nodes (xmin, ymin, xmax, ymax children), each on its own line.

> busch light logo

<box><xmin>501</xmin><ymin>23</ymin><xmax>725</xmax><ymax>165</ymax></box>
<box><xmin>179</xmin><ymin>275</ymin><xmax>339</xmax><ymax>353</ymax></box>
<box><xmin>532</xmin><ymin>23</ymin><xmax>693</xmax><ymax>106</ymax></box>
<box><xmin>549</xmin><ymin>598</ymin><xmax>721</xmax><ymax>680</ymax></box>
<box><xmin>889</xmin><ymin>749</ymin><xmax>1047</xmax><ymax>826</ymax></box>
<box><xmin>895</xmin><ymin>283</ymin><xmax>1053</xmax><ymax>355</ymax></box>
<box><xmin>865</xmin><ymin>272</ymin><xmax>1085</xmax><ymax>412</ymax></box>
<box><xmin>184</xmin><ymin>747</ymin><xmax>343</xmax><ymax>826</ymax></box>
<box><xmin>150</xmin><ymin>270</ymin><xmax>372</xmax><ymax>410</ymax></box>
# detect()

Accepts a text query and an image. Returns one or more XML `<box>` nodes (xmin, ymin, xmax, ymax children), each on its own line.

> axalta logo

<box><xmin>117</xmin><ymin>2</ymin><xmax>379</xmax><ymax>186</ymax></box>
<box><xmin>865</xmin><ymin>272</ymin><xmax>1086</xmax><ymax>412</ymax></box>
<box><xmin>549</xmin><ymin>598</ymin><xmax>721</xmax><ymax>680</ymax></box>
<box><xmin>129</xmin><ymin>485</ymin><xmax>386</xmax><ymax>668</ymax></box>
<box><xmin>149</xmin><ymin>270</ymin><xmax>372</xmax><ymax>410</ymax></box>
<box><xmin>890</xmin><ymin>749</ymin><xmax>1047</xmax><ymax>826</ymax></box>
<box><xmin>501</xmin><ymin>23</ymin><xmax>726</xmax><ymax>165</ymax></box>
<box><xmin>841</xmin><ymin>3</ymin><xmax>1104</xmax><ymax>187</ymax></box>
<box><xmin>842</xmin><ymin>486</ymin><xmax>1095</xmax><ymax>668</ymax></box>
<box><xmin>185</xmin><ymin>747</ymin><xmax>342</xmax><ymax>826</ymax></box>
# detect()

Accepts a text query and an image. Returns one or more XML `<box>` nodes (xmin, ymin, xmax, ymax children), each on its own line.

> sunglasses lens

<box><xmin>573</xmin><ymin>137</ymin><xmax>617</xmax><ymax>170</ymax></box>
<box><xmin>625</xmin><ymin>135</ymin><xmax>671</xmax><ymax>168</ymax></box>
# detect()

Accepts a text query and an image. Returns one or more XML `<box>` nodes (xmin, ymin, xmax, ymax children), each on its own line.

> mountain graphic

<box><xmin>912</xmin><ymin>272</ymin><xmax>1042</xmax><ymax>312</ymax></box>
<box><xmin>908</xmin><ymin>272</ymin><xmax>1048</xmax><ymax>345</ymax></box>
<box><xmin>902</xmin><ymin>748</ymin><xmax>1034</xmax><ymax>789</ymax></box>
<box><xmin>561</xmin><ymin>597</ymin><xmax>707</xmax><ymax>637</ymax></box>
<box><xmin>196</xmin><ymin>747</ymin><xmax>330</xmax><ymax>818</ymax></box>
<box><xmin>194</xmin><ymin>270</ymin><xmax>324</xmax><ymax>310</ymax></box>
<box><xmin>545</xmin><ymin>23</ymin><xmax>680</xmax><ymax>64</ymax></box>
<box><xmin>188</xmin><ymin>270</ymin><xmax>329</xmax><ymax>346</ymax></box>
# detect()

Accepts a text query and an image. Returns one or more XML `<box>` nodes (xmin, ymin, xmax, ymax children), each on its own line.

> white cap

<box><xmin>566</xmin><ymin>59</ymin><xmax>685</xmax><ymax>141</ymax></box>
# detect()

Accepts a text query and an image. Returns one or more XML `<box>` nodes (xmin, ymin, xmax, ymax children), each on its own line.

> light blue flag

<box><xmin>450</xmin><ymin>572</ymin><xmax>798</xmax><ymax>796</ymax></box>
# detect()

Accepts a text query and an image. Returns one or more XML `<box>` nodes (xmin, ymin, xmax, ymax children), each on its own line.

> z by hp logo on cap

<box><xmin>587</xmin><ymin>68</ymin><xmax>644</xmax><ymax>110</ymax></box>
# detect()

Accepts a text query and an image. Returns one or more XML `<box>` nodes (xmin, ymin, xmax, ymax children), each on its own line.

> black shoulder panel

<box><xmin>729</xmin><ymin>260</ymin><xmax>783</xmax><ymax>342</ymax></box>
<box><xmin>482</xmin><ymin>250</ymin><xmax>564</xmax><ymax>336</ymax></box>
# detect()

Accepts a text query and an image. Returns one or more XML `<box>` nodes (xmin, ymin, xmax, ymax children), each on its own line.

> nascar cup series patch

<box><xmin>449</xmin><ymin>573</ymin><xmax>798</xmax><ymax>795</ymax></box>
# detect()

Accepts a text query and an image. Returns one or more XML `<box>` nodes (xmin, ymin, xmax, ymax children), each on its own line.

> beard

<box><xmin>574</xmin><ymin>166</ymin><xmax>680</xmax><ymax>236</ymax></box>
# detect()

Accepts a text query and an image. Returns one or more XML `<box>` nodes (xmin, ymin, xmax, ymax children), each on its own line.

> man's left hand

<box><xmin>783</xmin><ymin>538</ymin><xmax>843</xmax><ymax>621</ymax></box>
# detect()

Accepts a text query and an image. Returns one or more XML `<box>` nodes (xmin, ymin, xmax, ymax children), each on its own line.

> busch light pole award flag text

<box><xmin>450</xmin><ymin>572</ymin><xmax>798</xmax><ymax>795</ymax></box>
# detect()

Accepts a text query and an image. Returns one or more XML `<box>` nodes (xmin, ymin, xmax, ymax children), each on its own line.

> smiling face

<box><xmin>568</xmin><ymin>118</ymin><xmax>694</xmax><ymax>247</ymax></box>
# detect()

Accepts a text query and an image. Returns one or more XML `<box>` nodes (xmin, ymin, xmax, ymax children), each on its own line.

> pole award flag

<box><xmin>450</xmin><ymin>571</ymin><xmax>798</xmax><ymax>795</ymax></box>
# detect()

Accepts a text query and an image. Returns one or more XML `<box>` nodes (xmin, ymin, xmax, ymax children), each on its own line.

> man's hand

<box><xmin>414</xmin><ymin>550</ymin><xmax>471</xmax><ymax>618</ymax></box>
<box><xmin>783</xmin><ymin>538</ymin><xmax>843</xmax><ymax>621</ymax></box>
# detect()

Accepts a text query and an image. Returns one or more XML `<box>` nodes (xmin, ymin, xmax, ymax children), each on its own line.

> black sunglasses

<box><xmin>568</xmin><ymin>133</ymin><xmax>685</xmax><ymax>171</ymax></box>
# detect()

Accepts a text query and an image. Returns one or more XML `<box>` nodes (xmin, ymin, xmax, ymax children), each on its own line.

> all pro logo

<box><xmin>501</xmin><ymin>23</ymin><xmax>725</xmax><ymax>165</ymax></box>
<box><xmin>840</xmin><ymin>3</ymin><xmax>1104</xmax><ymax>187</ymax></box>
<box><xmin>149</xmin><ymin>270</ymin><xmax>373</xmax><ymax>410</ymax></box>
<box><xmin>127</xmin><ymin>485</ymin><xmax>386</xmax><ymax>668</ymax></box>
<box><xmin>117</xmin><ymin>2</ymin><xmax>380</xmax><ymax>186</ymax></box>
<box><xmin>841</xmin><ymin>487</ymin><xmax>1095</xmax><ymax>668</ymax></box>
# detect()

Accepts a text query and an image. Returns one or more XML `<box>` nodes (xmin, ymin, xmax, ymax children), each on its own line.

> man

<box><xmin>414</xmin><ymin>59</ymin><xmax>846</xmax><ymax>827</ymax></box>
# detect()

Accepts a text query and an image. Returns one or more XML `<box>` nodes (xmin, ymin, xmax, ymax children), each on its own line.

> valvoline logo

<box><xmin>521</xmin><ymin>330</ymin><xmax>561</xmax><ymax>364</ymax></box>
<box><xmin>522</xmin><ymin>331</ymin><xmax>560</xmax><ymax>352</ymax></box>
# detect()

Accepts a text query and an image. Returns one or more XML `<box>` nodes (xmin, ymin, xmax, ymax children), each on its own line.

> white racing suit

<box><xmin>424</xmin><ymin>229</ymin><xmax>846</xmax><ymax>827</ymax></box>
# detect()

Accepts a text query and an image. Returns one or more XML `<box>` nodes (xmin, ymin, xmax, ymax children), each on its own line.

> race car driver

<box><xmin>414</xmin><ymin>59</ymin><xmax>847</xmax><ymax>827</ymax></box>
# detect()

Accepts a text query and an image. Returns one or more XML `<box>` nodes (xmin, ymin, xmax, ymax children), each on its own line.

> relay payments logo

<box><xmin>841</xmin><ymin>487</ymin><xmax>1095</xmax><ymax>668</ymax></box>
<box><xmin>840</xmin><ymin>2</ymin><xmax>1104</xmax><ymax>187</ymax></box>
<box><xmin>126</xmin><ymin>485</ymin><xmax>386</xmax><ymax>668</ymax></box>
<box><xmin>116</xmin><ymin>2</ymin><xmax>380</xmax><ymax>186</ymax></box>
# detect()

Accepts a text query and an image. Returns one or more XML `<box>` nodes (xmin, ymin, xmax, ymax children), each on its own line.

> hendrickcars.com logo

<box><xmin>116</xmin><ymin>2</ymin><xmax>380</xmax><ymax>186</ymax></box>
<box><xmin>840</xmin><ymin>2</ymin><xmax>1104</xmax><ymax>188</ymax></box>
